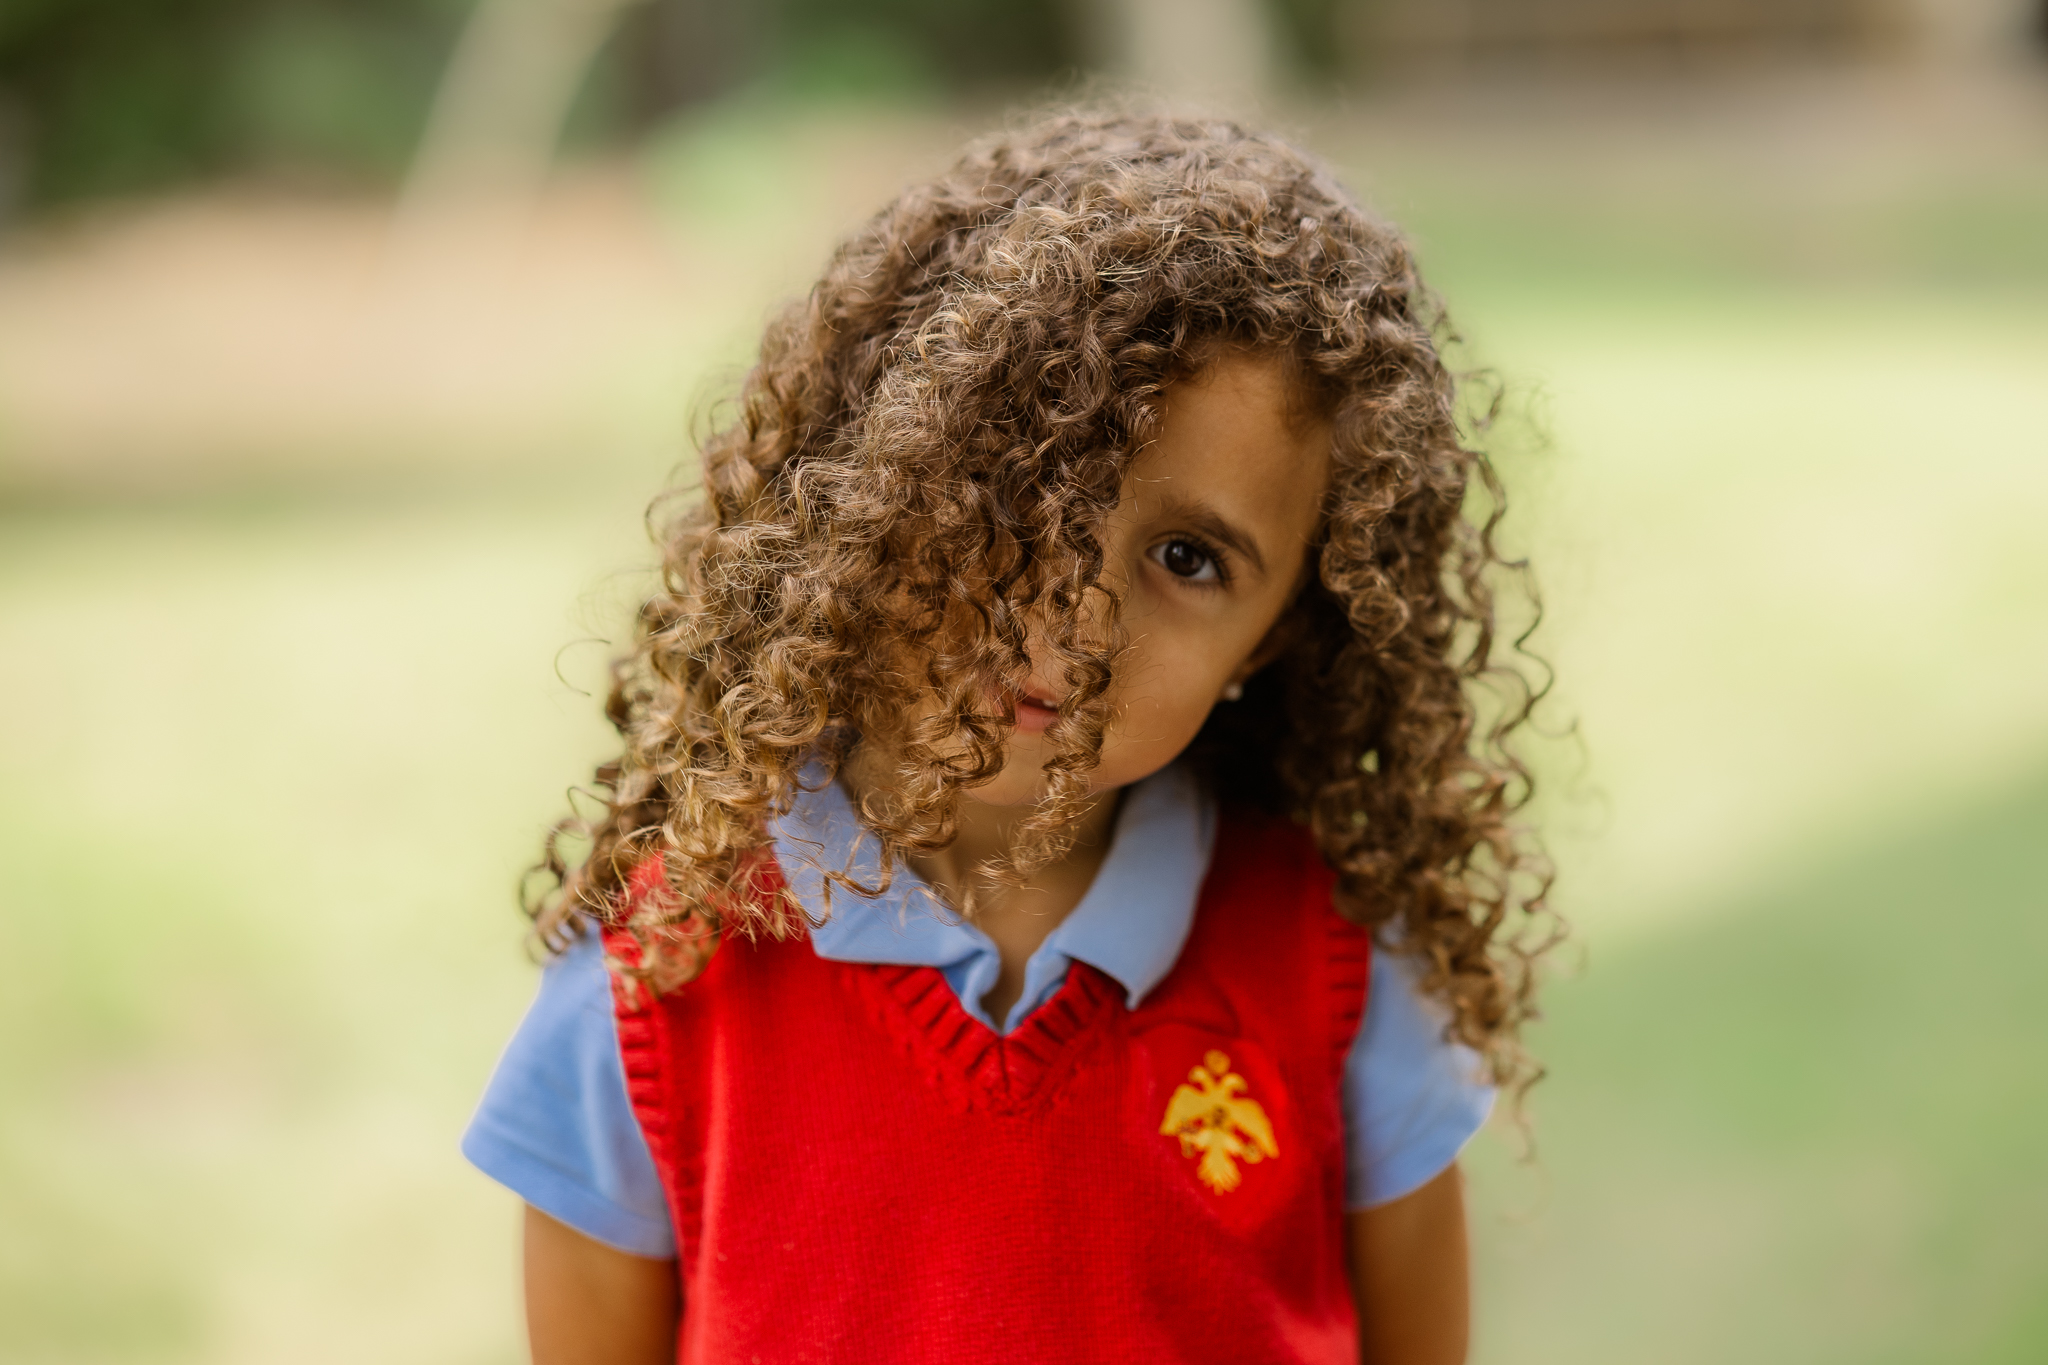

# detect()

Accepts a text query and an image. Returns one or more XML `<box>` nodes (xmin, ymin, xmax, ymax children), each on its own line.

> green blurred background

<box><xmin>2</xmin><ymin>2</ymin><xmax>2046</xmax><ymax>1361</ymax></box>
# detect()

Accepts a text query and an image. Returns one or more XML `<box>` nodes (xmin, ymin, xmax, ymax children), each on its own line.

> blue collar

<box><xmin>767</xmin><ymin>761</ymin><xmax>1217</xmax><ymax>1013</ymax></box>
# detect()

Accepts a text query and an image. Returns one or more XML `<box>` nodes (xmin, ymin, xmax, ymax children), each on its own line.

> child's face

<box><xmin>975</xmin><ymin>351</ymin><xmax>1331</xmax><ymax>808</ymax></box>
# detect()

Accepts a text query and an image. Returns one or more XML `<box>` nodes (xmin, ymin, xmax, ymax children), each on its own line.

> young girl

<box><xmin>465</xmin><ymin>108</ymin><xmax>1551</xmax><ymax>1365</ymax></box>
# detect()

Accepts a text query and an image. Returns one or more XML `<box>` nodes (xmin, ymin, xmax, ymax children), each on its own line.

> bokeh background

<box><xmin>3</xmin><ymin>2</ymin><xmax>2045</xmax><ymax>1361</ymax></box>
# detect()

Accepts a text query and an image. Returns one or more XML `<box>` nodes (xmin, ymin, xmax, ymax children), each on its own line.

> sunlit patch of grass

<box><xmin>1474</xmin><ymin>291</ymin><xmax>2048</xmax><ymax>938</ymax></box>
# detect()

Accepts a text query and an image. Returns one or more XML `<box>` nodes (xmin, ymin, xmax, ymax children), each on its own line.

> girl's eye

<box><xmin>1151</xmin><ymin>538</ymin><xmax>1222</xmax><ymax>584</ymax></box>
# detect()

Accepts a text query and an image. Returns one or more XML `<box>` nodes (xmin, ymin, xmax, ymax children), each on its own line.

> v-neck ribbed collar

<box><xmin>767</xmin><ymin>760</ymin><xmax>1217</xmax><ymax>1029</ymax></box>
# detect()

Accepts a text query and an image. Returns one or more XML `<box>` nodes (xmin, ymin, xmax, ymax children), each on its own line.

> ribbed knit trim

<box><xmin>853</xmin><ymin>956</ymin><xmax>1119</xmax><ymax>1116</ymax></box>
<box><xmin>607</xmin><ymin>853</ymin><xmax>707</xmax><ymax>1267</ymax></box>
<box><xmin>1323</xmin><ymin>901</ymin><xmax>1372</xmax><ymax>1084</ymax></box>
<box><xmin>611</xmin><ymin>996</ymin><xmax>698</xmax><ymax>1261</ymax></box>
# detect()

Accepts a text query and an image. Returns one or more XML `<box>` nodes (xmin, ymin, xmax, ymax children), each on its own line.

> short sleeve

<box><xmin>461</xmin><ymin>928</ymin><xmax>677</xmax><ymax>1257</ymax></box>
<box><xmin>1340</xmin><ymin>947</ymin><xmax>1497</xmax><ymax>1209</ymax></box>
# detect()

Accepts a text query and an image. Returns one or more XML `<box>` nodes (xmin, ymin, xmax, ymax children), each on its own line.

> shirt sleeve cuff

<box><xmin>461</xmin><ymin>1118</ymin><xmax>678</xmax><ymax>1258</ymax></box>
<box><xmin>1346</xmin><ymin>1081</ymin><xmax>1493</xmax><ymax>1209</ymax></box>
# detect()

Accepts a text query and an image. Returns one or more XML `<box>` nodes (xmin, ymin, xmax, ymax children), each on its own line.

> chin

<box><xmin>960</xmin><ymin>771</ymin><xmax>1052</xmax><ymax>809</ymax></box>
<box><xmin>962</xmin><ymin>734</ymin><xmax>1186</xmax><ymax>810</ymax></box>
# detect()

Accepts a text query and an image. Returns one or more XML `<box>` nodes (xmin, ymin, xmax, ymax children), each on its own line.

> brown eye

<box><xmin>1151</xmin><ymin>538</ymin><xmax>1221</xmax><ymax>583</ymax></box>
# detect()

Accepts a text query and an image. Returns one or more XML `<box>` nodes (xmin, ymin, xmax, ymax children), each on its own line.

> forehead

<box><xmin>1125</xmin><ymin>353</ymin><xmax>1332</xmax><ymax>538</ymax></box>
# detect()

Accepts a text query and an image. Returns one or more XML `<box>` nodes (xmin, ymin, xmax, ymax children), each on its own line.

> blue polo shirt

<box><xmin>463</xmin><ymin>762</ymin><xmax>1494</xmax><ymax>1257</ymax></box>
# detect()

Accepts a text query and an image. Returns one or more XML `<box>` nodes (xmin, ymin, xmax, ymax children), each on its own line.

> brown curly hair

<box><xmin>527</xmin><ymin>106</ymin><xmax>1559</xmax><ymax>1092</ymax></box>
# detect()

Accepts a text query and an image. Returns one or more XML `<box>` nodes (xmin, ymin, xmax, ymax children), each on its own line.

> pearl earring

<box><xmin>1221</xmin><ymin>681</ymin><xmax>1244</xmax><ymax>702</ymax></box>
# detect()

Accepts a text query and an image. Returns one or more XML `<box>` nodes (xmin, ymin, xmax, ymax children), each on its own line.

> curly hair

<box><xmin>527</xmin><ymin>106</ymin><xmax>1559</xmax><ymax>1092</ymax></box>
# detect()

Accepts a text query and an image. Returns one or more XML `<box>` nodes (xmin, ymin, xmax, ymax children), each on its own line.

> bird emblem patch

<box><xmin>1158</xmin><ymin>1050</ymin><xmax>1279</xmax><ymax>1193</ymax></box>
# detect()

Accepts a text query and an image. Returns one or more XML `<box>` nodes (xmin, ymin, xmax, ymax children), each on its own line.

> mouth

<box><xmin>1004</xmin><ymin>685</ymin><xmax>1063</xmax><ymax>734</ymax></box>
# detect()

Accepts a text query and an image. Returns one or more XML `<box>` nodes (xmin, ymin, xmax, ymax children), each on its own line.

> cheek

<box><xmin>985</xmin><ymin>630</ymin><xmax>1229</xmax><ymax>800</ymax></box>
<box><xmin>1099</xmin><ymin>630</ymin><xmax>1233</xmax><ymax>758</ymax></box>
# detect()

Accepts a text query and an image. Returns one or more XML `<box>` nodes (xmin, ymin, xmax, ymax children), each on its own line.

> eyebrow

<box><xmin>1155</xmin><ymin>493</ymin><xmax>1269</xmax><ymax>579</ymax></box>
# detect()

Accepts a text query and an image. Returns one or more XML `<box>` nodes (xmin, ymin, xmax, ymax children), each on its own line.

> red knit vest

<box><xmin>609</xmin><ymin>809</ymin><xmax>1370</xmax><ymax>1363</ymax></box>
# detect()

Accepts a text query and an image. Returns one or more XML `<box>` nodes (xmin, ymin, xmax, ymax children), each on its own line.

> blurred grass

<box><xmin>1470</xmin><ymin>765</ymin><xmax>2048</xmax><ymax>1363</ymax></box>
<box><xmin>0</xmin><ymin>503</ymin><xmax>610</xmax><ymax>1363</ymax></box>
<box><xmin>1</xmin><ymin>80</ymin><xmax>2046</xmax><ymax>1362</ymax></box>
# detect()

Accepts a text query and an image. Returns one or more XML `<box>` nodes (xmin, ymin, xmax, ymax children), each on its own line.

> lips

<box><xmin>1005</xmin><ymin>685</ymin><xmax>1062</xmax><ymax>734</ymax></box>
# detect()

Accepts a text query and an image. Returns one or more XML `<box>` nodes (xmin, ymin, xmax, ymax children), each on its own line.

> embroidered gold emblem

<box><xmin>1158</xmin><ymin>1050</ymin><xmax>1279</xmax><ymax>1193</ymax></box>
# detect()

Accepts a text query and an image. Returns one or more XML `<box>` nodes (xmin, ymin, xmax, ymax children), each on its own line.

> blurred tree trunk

<box><xmin>1075</xmin><ymin>0</ymin><xmax>1280</xmax><ymax>105</ymax></box>
<box><xmin>403</xmin><ymin>0</ymin><xmax>646</xmax><ymax>215</ymax></box>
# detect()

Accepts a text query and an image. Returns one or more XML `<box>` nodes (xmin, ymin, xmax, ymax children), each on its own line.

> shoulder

<box><xmin>461</xmin><ymin>927</ymin><xmax>676</xmax><ymax>1255</ymax></box>
<box><xmin>1207</xmin><ymin>806</ymin><xmax>1334</xmax><ymax>906</ymax></box>
<box><xmin>1200</xmin><ymin>807</ymin><xmax>1358</xmax><ymax>976</ymax></box>
<box><xmin>1179</xmin><ymin>805</ymin><xmax>1367</xmax><ymax>1065</ymax></box>
<box><xmin>1213</xmin><ymin>803</ymin><xmax>1318</xmax><ymax>856</ymax></box>
<box><xmin>1341</xmin><ymin>948</ymin><xmax>1495</xmax><ymax>1208</ymax></box>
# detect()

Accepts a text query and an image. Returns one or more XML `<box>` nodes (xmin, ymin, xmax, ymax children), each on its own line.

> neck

<box><xmin>841</xmin><ymin>755</ymin><xmax>1126</xmax><ymax>1028</ymax></box>
<box><xmin>939</xmin><ymin>786</ymin><xmax>1125</xmax><ymax>1028</ymax></box>
<box><xmin>929</xmin><ymin>786</ymin><xmax>1121</xmax><ymax>899</ymax></box>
